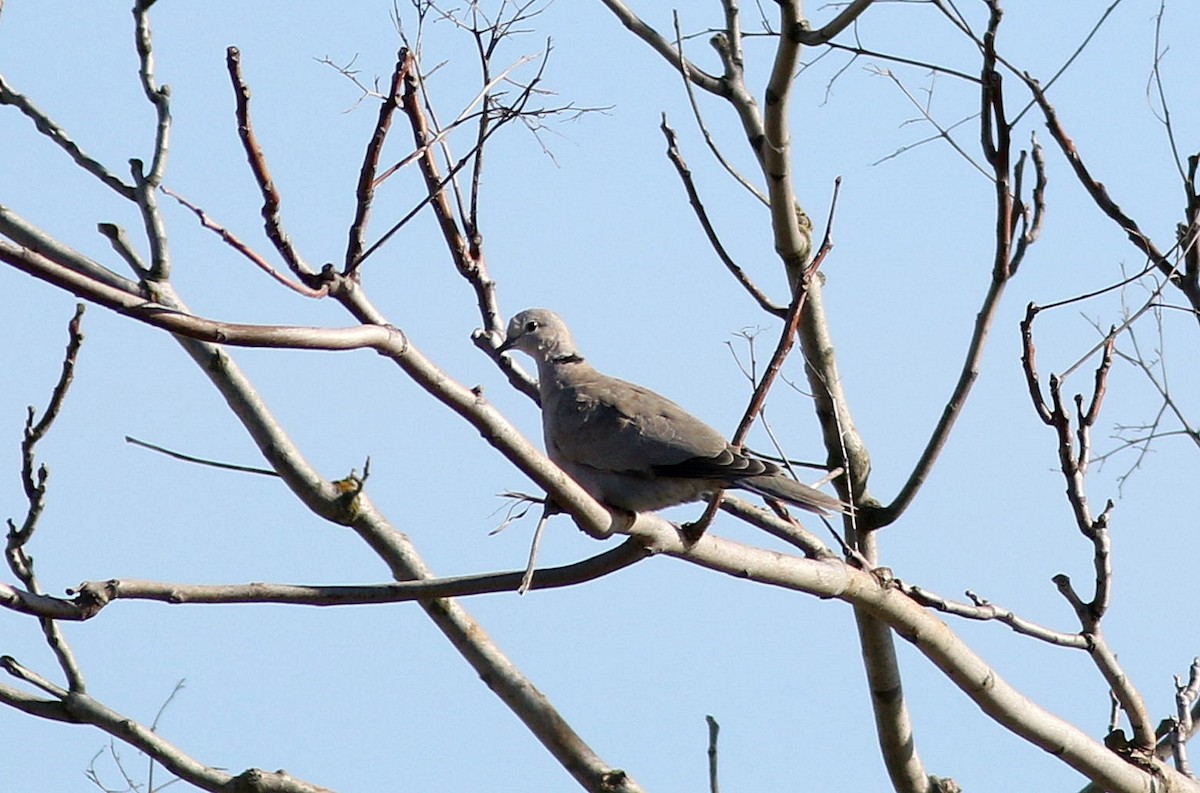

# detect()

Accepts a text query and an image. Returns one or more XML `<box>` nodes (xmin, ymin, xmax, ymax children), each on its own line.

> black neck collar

<box><xmin>550</xmin><ymin>353</ymin><xmax>585</xmax><ymax>365</ymax></box>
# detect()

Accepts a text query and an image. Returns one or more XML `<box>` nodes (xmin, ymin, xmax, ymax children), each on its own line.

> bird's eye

<box><xmin>524</xmin><ymin>320</ymin><xmax>539</xmax><ymax>333</ymax></box>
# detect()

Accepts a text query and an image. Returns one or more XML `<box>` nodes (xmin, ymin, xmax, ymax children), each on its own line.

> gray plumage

<box><xmin>498</xmin><ymin>308</ymin><xmax>844</xmax><ymax>516</ymax></box>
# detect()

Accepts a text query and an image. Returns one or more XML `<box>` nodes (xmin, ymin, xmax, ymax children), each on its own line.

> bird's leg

<box><xmin>680</xmin><ymin>490</ymin><xmax>724</xmax><ymax>544</ymax></box>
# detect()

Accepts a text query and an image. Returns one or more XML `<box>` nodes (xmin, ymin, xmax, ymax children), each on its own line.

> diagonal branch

<box><xmin>0</xmin><ymin>74</ymin><xmax>136</xmax><ymax>199</ymax></box>
<box><xmin>162</xmin><ymin>187</ymin><xmax>328</xmax><ymax>298</ymax></box>
<box><xmin>2</xmin><ymin>230</ymin><xmax>644</xmax><ymax>791</ymax></box>
<box><xmin>226</xmin><ymin>46</ymin><xmax>316</xmax><ymax>281</ymax></box>
<box><xmin>659</xmin><ymin>117</ymin><xmax>783</xmax><ymax>316</ymax></box>
<box><xmin>733</xmin><ymin>179</ymin><xmax>840</xmax><ymax>447</ymax></box>
<box><xmin>596</xmin><ymin>1</ymin><xmax>725</xmax><ymax>95</ymax></box>
<box><xmin>0</xmin><ymin>656</ymin><xmax>334</xmax><ymax>793</ymax></box>
<box><xmin>1022</xmin><ymin>72</ymin><xmax>1200</xmax><ymax>319</ymax></box>
<box><xmin>878</xmin><ymin>5</ymin><xmax>1046</xmax><ymax>527</ymax></box>
<box><xmin>795</xmin><ymin>0</ymin><xmax>876</xmax><ymax>46</ymax></box>
<box><xmin>344</xmin><ymin>50</ymin><xmax>409</xmax><ymax>274</ymax></box>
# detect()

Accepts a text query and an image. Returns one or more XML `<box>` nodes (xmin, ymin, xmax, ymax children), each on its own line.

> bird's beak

<box><xmin>496</xmin><ymin>335</ymin><xmax>516</xmax><ymax>354</ymax></box>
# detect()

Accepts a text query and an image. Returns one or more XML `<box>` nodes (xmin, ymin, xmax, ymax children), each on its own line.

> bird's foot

<box><xmin>679</xmin><ymin>493</ymin><xmax>723</xmax><ymax>545</ymax></box>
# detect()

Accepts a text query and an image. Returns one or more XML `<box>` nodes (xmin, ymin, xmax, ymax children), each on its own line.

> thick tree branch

<box><xmin>762</xmin><ymin>0</ymin><xmax>807</xmax><ymax>277</ymax></box>
<box><xmin>1</xmin><ymin>218</ymin><xmax>643</xmax><ymax>791</ymax></box>
<box><xmin>5</xmin><ymin>231</ymin><xmax>1193</xmax><ymax>790</ymax></box>
<box><xmin>795</xmin><ymin>0</ymin><xmax>876</xmax><ymax>46</ymax></box>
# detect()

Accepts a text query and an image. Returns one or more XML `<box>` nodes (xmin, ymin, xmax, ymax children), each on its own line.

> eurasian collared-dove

<box><xmin>498</xmin><ymin>308</ymin><xmax>845</xmax><ymax>516</ymax></box>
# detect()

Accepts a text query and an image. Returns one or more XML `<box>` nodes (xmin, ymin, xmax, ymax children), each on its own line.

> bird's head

<box><xmin>497</xmin><ymin>308</ymin><xmax>580</xmax><ymax>363</ymax></box>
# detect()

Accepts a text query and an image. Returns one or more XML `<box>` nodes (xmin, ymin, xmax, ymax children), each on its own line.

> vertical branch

<box><xmin>762</xmin><ymin>0</ymin><xmax>808</xmax><ymax>280</ymax></box>
<box><xmin>5</xmin><ymin>305</ymin><xmax>88</xmax><ymax>693</ymax></box>
<box><xmin>1173</xmin><ymin>659</ymin><xmax>1200</xmax><ymax>776</ymax></box>
<box><xmin>131</xmin><ymin>0</ymin><xmax>172</xmax><ymax>280</ymax></box>
<box><xmin>757</xmin><ymin>6</ymin><xmax>926</xmax><ymax>792</ymax></box>
<box><xmin>131</xmin><ymin>159</ymin><xmax>171</xmax><ymax>281</ymax></box>
<box><xmin>1022</xmin><ymin>314</ymin><xmax>1155</xmax><ymax>757</ymax></box>
<box><xmin>1183</xmin><ymin>154</ymin><xmax>1199</xmax><ymax>287</ymax></box>
<box><xmin>132</xmin><ymin>0</ymin><xmax>170</xmax><ymax>186</ymax></box>
<box><xmin>705</xmin><ymin>715</ymin><xmax>721</xmax><ymax>793</ymax></box>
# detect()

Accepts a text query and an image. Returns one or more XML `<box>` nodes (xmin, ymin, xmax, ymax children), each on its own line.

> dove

<box><xmin>497</xmin><ymin>308</ymin><xmax>845</xmax><ymax>517</ymax></box>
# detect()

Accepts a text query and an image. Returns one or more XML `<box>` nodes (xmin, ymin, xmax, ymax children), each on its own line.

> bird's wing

<box><xmin>546</xmin><ymin>370</ymin><xmax>762</xmax><ymax>479</ymax></box>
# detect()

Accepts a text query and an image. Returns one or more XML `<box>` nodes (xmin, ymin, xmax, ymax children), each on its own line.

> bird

<box><xmin>497</xmin><ymin>308</ymin><xmax>846</xmax><ymax>518</ymax></box>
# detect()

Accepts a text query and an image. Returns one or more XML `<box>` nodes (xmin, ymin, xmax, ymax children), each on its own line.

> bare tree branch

<box><xmin>596</xmin><ymin>1</ymin><xmax>726</xmax><ymax>95</ymax></box>
<box><xmin>345</xmin><ymin>49</ymin><xmax>409</xmax><ymax>273</ymax></box>
<box><xmin>226</xmin><ymin>46</ymin><xmax>317</xmax><ymax>281</ymax></box>
<box><xmin>0</xmin><ymin>539</ymin><xmax>649</xmax><ymax>620</ymax></box>
<box><xmin>0</xmin><ymin>75</ymin><xmax>135</xmax><ymax>199</ymax></box>
<box><xmin>1021</xmin><ymin>72</ymin><xmax>1200</xmax><ymax>319</ymax></box>
<box><xmin>5</xmin><ymin>305</ymin><xmax>88</xmax><ymax>693</ymax></box>
<box><xmin>795</xmin><ymin>0</ymin><xmax>875</xmax><ymax>46</ymax></box>
<box><xmin>659</xmin><ymin>117</ymin><xmax>784</xmax><ymax>316</ymax></box>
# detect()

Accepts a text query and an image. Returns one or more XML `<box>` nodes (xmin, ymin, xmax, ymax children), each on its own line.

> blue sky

<box><xmin>2</xmin><ymin>2</ymin><xmax>1199</xmax><ymax>791</ymax></box>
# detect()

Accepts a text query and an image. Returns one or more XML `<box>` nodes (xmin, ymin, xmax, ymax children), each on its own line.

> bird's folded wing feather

<box><xmin>546</xmin><ymin>373</ymin><xmax>736</xmax><ymax>475</ymax></box>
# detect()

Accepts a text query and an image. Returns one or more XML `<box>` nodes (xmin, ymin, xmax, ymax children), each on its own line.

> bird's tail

<box><xmin>738</xmin><ymin>474</ymin><xmax>849</xmax><ymax>516</ymax></box>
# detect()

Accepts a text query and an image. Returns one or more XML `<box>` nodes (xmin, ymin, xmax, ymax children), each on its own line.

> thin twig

<box><xmin>899</xmin><ymin>584</ymin><xmax>1087</xmax><ymax>647</ymax></box>
<box><xmin>344</xmin><ymin>50</ymin><xmax>409</xmax><ymax>274</ymax></box>
<box><xmin>125</xmin><ymin>436</ymin><xmax>279</xmax><ymax>476</ymax></box>
<box><xmin>672</xmin><ymin>12</ymin><xmax>768</xmax><ymax>206</ymax></box>
<box><xmin>870</xmin><ymin>67</ymin><xmax>991</xmax><ymax>180</ymax></box>
<box><xmin>732</xmin><ymin>178</ymin><xmax>841</xmax><ymax>446</ymax></box>
<box><xmin>1022</xmin><ymin>71</ymin><xmax>1200</xmax><ymax>318</ymax></box>
<box><xmin>161</xmin><ymin>187</ymin><xmax>328</xmax><ymax>297</ymax></box>
<box><xmin>659</xmin><ymin>117</ymin><xmax>784</xmax><ymax>316</ymax></box>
